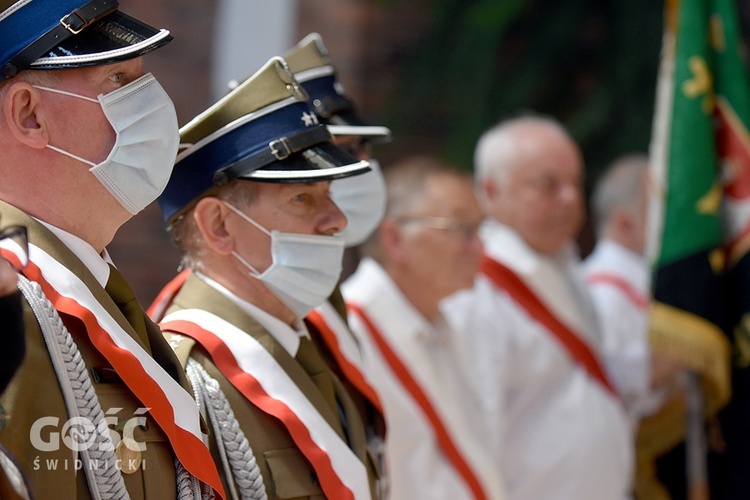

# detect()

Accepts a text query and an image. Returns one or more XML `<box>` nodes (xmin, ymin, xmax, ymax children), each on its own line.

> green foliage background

<box><xmin>385</xmin><ymin>0</ymin><xmax>665</xmax><ymax>189</ymax></box>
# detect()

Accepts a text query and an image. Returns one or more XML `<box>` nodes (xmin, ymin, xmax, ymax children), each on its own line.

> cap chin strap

<box><xmin>212</xmin><ymin>124</ymin><xmax>332</xmax><ymax>185</ymax></box>
<box><xmin>2</xmin><ymin>0</ymin><xmax>119</xmax><ymax>79</ymax></box>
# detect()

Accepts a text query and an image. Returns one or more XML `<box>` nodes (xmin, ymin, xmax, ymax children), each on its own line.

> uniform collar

<box><xmin>36</xmin><ymin>218</ymin><xmax>113</xmax><ymax>287</ymax></box>
<box><xmin>195</xmin><ymin>271</ymin><xmax>309</xmax><ymax>357</ymax></box>
<box><xmin>479</xmin><ymin>218</ymin><xmax>578</xmax><ymax>275</ymax></box>
<box><xmin>344</xmin><ymin>257</ymin><xmax>441</xmax><ymax>344</ymax></box>
<box><xmin>584</xmin><ymin>239</ymin><xmax>650</xmax><ymax>293</ymax></box>
<box><xmin>479</xmin><ymin>218</ymin><xmax>599</xmax><ymax>344</ymax></box>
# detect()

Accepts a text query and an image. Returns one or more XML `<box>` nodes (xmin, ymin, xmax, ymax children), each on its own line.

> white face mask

<box><xmin>224</xmin><ymin>202</ymin><xmax>345</xmax><ymax>319</ymax></box>
<box><xmin>34</xmin><ymin>73</ymin><xmax>179</xmax><ymax>215</ymax></box>
<box><xmin>331</xmin><ymin>158</ymin><xmax>387</xmax><ymax>247</ymax></box>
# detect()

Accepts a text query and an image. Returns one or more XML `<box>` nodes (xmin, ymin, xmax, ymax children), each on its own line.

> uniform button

<box><xmin>115</xmin><ymin>438</ymin><xmax>143</xmax><ymax>474</ymax></box>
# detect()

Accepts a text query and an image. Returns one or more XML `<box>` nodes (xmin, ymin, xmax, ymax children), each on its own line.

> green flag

<box><xmin>651</xmin><ymin>1</ymin><xmax>721</xmax><ymax>267</ymax></box>
<box><xmin>644</xmin><ymin>0</ymin><xmax>750</xmax><ymax>497</ymax></box>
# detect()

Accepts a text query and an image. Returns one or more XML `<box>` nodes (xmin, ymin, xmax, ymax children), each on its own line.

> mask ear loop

<box><xmin>224</xmin><ymin>202</ymin><xmax>271</xmax><ymax>278</ymax></box>
<box><xmin>33</xmin><ymin>85</ymin><xmax>100</xmax><ymax>103</ymax></box>
<box><xmin>33</xmin><ymin>85</ymin><xmax>102</xmax><ymax>168</ymax></box>
<box><xmin>223</xmin><ymin>201</ymin><xmax>271</xmax><ymax>236</ymax></box>
<box><xmin>46</xmin><ymin>144</ymin><xmax>97</xmax><ymax>167</ymax></box>
<box><xmin>231</xmin><ymin>250</ymin><xmax>262</xmax><ymax>277</ymax></box>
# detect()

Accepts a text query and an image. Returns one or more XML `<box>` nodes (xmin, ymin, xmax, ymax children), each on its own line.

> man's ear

<box><xmin>484</xmin><ymin>176</ymin><xmax>501</xmax><ymax>201</ymax></box>
<box><xmin>378</xmin><ymin>218</ymin><xmax>408</xmax><ymax>264</ymax></box>
<box><xmin>612</xmin><ymin>207</ymin><xmax>635</xmax><ymax>238</ymax></box>
<box><xmin>193</xmin><ymin>198</ymin><xmax>234</xmax><ymax>255</ymax></box>
<box><xmin>477</xmin><ymin>176</ymin><xmax>500</xmax><ymax>217</ymax></box>
<box><xmin>2</xmin><ymin>82</ymin><xmax>48</xmax><ymax>148</ymax></box>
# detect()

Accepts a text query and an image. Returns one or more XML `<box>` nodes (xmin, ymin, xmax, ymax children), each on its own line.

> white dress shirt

<box><xmin>444</xmin><ymin>220</ymin><xmax>634</xmax><ymax>500</ymax></box>
<box><xmin>583</xmin><ymin>239</ymin><xmax>666</xmax><ymax>420</ymax></box>
<box><xmin>196</xmin><ymin>271</ymin><xmax>309</xmax><ymax>357</ymax></box>
<box><xmin>343</xmin><ymin>258</ymin><xmax>505</xmax><ymax>500</ymax></box>
<box><xmin>38</xmin><ymin>219</ymin><xmax>113</xmax><ymax>286</ymax></box>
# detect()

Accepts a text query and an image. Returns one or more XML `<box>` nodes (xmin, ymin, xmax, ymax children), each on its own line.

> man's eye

<box><xmin>109</xmin><ymin>73</ymin><xmax>125</xmax><ymax>84</ymax></box>
<box><xmin>532</xmin><ymin>177</ymin><xmax>555</xmax><ymax>191</ymax></box>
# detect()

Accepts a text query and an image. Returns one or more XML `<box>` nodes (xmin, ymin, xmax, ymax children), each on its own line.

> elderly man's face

<box><xmin>398</xmin><ymin>174</ymin><xmax>484</xmax><ymax>300</ymax></box>
<box><xmin>493</xmin><ymin>128</ymin><xmax>584</xmax><ymax>255</ymax></box>
<box><xmin>35</xmin><ymin>59</ymin><xmax>147</xmax><ymax>167</ymax></box>
<box><xmin>227</xmin><ymin>180</ymin><xmax>347</xmax><ymax>274</ymax></box>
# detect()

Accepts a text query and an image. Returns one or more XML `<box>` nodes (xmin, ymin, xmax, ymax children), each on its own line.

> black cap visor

<box><xmin>30</xmin><ymin>10</ymin><xmax>171</xmax><ymax>70</ymax></box>
<box><xmin>221</xmin><ymin>142</ymin><xmax>371</xmax><ymax>184</ymax></box>
<box><xmin>325</xmin><ymin>111</ymin><xmax>392</xmax><ymax>143</ymax></box>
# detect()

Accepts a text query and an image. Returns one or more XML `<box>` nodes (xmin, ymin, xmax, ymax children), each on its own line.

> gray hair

<box><xmin>0</xmin><ymin>69</ymin><xmax>61</xmax><ymax>109</ymax></box>
<box><xmin>361</xmin><ymin>155</ymin><xmax>470</xmax><ymax>262</ymax></box>
<box><xmin>590</xmin><ymin>154</ymin><xmax>649</xmax><ymax>237</ymax></box>
<box><xmin>168</xmin><ymin>181</ymin><xmax>259</xmax><ymax>271</ymax></box>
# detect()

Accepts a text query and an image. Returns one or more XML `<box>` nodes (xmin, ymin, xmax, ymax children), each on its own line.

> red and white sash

<box><xmin>147</xmin><ymin>268</ymin><xmax>191</xmax><ymax>321</ymax></box>
<box><xmin>0</xmin><ymin>242</ymin><xmax>225</xmax><ymax>499</ymax></box>
<box><xmin>586</xmin><ymin>272</ymin><xmax>649</xmax><ymax>310</ymax></box>
<box><xmin>153</xmin><ymin>272</ymin><xmax>384</xmax><ymax>415</ymax></box>
<box><xmin>346</xmin><ymin>303</ymin><xmax>489</xmax><ymax>500</ymax></box>
<box><xmin>160</xmin><ymin>308</ymin><xmax>371</xmax><ymax>500</ymax></box>
<box><xmin>306</xmin><ymin>302</ymin><xmax>384</xmax><ymax>414</ymax></box>
<box><xmin>481</xmin><ymin>256</ymin><xmax>618</xmax><ymax>398</ymax></box>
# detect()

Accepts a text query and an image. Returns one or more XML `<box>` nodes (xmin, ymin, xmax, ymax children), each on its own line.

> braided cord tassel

<box><xmin>187</xmin><ymin>360</ymin><xmax>268</xmax><ymax>500</ymax></box>
<box><xmin>17</xmin><ymin>276</ymin><xmax>129</xmax><ymax>500</ymax></box>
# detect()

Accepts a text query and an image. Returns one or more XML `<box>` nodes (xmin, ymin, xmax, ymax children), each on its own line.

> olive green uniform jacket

<box><xmin>0</xmin><ymin>201</ymin><xmax>191</xmax><ymax>499</ymax></box>
<box><xmin>163</xmin><ymin>273</ymin><xmax>379</xmax><ymax>499</ymax></box>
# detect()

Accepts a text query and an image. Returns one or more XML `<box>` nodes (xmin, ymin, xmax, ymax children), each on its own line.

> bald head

<box><xmin>474</xmin><ymin>116</ymin><xmax>573</xmax><ymax>190</ymax></box>
<box><xmin>474</xmin><ymin>116</ymin><xmax>585</xmax><ymax>255</ymax></box>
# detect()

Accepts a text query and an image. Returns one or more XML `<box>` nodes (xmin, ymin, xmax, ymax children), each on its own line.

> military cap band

<box><xmin>2</xmin><ymin>0</ymin><xmax>118</xmax><ymax>78</ymax></box>
<box><xmin>213</xmin><ymin>124</ymin><xmax>332</xmax><ymax>185</ymax></box>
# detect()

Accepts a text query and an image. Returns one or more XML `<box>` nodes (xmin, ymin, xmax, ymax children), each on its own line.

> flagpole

<box><xmin>685</xmin><ymin>371</ymin><xmax>709</xmax><ymax>500</ymax></box>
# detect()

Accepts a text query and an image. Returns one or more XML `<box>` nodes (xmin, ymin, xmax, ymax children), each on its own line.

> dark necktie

<box><xmin>295</xmin><ymin>336</ymin><xmax>338</xmax><ymax>410</ymax></box>
<box><xmin>295</xmin><ymin>335</ymin><xmax>350</xmax><ymax>436</ymax></box>
<box><xmin>105</xmin><ymin>264</ymin><xmax>152</xmax><ymax>352</ymax></box>
<box><xmin>297</xmin><ymin>335</ymin><xmax>375</xmax><ymax>492</ymax></box>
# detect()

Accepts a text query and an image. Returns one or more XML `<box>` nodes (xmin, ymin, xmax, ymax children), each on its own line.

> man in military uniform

<box><xmin>283</xmin><ymin>32</ymin><xmax>392</xmax><ymax>259</ymax></box>
<box><xmin>0</xmin><ymin>1</ymin><xmax>224</xmax><ymax>498</ymax></box>
<box><xmin>154</xmin><ymin>57</ymin><xmax>379</xmax><ymax>499</ymax></box>
<box><xmin>282</xmin><ymin>35</ymin><xmax>391</xmax><ymax>483</ymax></box>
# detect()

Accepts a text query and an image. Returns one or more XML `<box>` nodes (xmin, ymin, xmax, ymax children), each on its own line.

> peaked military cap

<box><xmin>0</xmin><ymin>0</ymin><xmax>172</xmax><ymax>79</ymax></box>
<box><xmin>159</xmin><ymin>57</ymin><xmax>371</xmax><ymax>223</ymax></box>
<box><xmin>282</xmin><ymin>33</ymin><xmax>392</xmax><ymax>143</ymax></box>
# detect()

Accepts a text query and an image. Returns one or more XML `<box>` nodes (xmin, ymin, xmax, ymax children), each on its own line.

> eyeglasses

<box><xmin>0</xmin><ymin>225</ymin><xmax>29</xmax><ymax>270</ymax></box>
<box><xmin>398</xmin><ymin>216</ymin><xmax>481</xmax><ymax>241</ymax></box>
